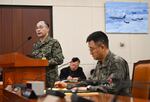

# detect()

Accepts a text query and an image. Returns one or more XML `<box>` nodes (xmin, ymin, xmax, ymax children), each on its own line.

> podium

<box><xmin>0</xmin><ymin>52</ymin><xmax>48</xmax><ymax>102</ymax></box>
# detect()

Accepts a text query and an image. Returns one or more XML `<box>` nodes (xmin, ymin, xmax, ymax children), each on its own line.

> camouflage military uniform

<box><xmin>89</xmin><ymin>51</ymin><xmax>130</xmax><ymax>95</ymax></box>
<box><xmin>32</xmin><ymin>35</ymin><xmax>64</xmax><ymax>88</ymax></box>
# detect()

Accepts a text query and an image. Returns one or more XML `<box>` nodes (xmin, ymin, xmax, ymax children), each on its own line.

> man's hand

<box><xmin>71</xmin><ymin>87</ymin><xmax>87</xmax><ymax>92</ymax></box>
<box><xmin>67</xmin><ymin>76</ymin><xmax>73</xmax><ymax>80</ymax></box>
<box><xmin>54</xmin><ymin>81</ymin><xmax>67</xmax><ymax>88</ymax></box>
<box><xmin>67</xmin><ymin>76</ymin><xmax>79</xmax><ymax>82</ymax></box>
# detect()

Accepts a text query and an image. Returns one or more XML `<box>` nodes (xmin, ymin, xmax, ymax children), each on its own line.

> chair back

<box><xmin>132</xmin><ymin>60</ymin><xmax>150</xmax><ymax>99</ymax></box>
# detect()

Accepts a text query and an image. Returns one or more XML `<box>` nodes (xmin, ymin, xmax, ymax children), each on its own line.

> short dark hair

<box><xmin>71</xmin><ymin>57</ymin><xmax>80</xmax><ymax>63</ymax></box>
<box><xmin>86</xmin><ymin>31</ymin><xmax>109</xmax><ymax>48</ymax></box>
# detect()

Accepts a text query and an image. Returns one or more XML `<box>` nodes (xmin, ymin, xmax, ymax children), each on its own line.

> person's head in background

<box><xmin>90</xmin><ymin>69</ymin><xmax>95</xmax><ymax>76</ymax></box>
<box><xmin>86</xmin><ymin>31</ymin><xmax>109</xmax><ymax>62</ymax></box>
<box><xmin>35</xmin><ymin>21</ymin><xmax>49</xmax><ymax>42</ymax></box>
<box><xmin>69</xmin><ymin>57</ymin><xmax>80</xmax><ymax>71</ymax></box>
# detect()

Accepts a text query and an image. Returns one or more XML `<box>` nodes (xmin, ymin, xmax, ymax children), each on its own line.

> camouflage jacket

<box><xmin>32</xmin><ymin>35</ymin><xmax>64</xmax><ymax>66</ymax></box>
<box><xmin>90</xmin><ymin>51</ymin><xmax>130</xmax><ymax>95</ymax></box>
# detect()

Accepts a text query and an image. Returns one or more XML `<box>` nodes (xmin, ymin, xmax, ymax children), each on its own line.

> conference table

<box><xmin>3</xmin><ymin>89</ymin><xmax>150</xmax><ymax>102</ymax></box>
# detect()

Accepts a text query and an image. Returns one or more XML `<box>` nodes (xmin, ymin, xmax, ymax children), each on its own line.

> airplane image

<box><xmin>109</xmin><ymin>15</ymin><xmax>126</xmax><ymax>20</ymax></box>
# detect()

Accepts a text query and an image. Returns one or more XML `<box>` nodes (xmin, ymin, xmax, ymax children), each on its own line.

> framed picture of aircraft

<box><xmin>105</xmin><ymin>2</ymin><xmax>148</xmax><ymax>33</ymax></box>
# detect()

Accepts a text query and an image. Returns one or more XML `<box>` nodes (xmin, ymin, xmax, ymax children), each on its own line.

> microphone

<box><xmin>14</xmin><ymin>36</ymin><xmax>32</xmax><ymax>52</ymax></box>
<box><xmin>71</xmin><ymin>93</ymin><xmax>94</xmax><ymax>102</ymax></box>
<box><xmin>46</xmin><ymin>90</ymin><xmax>66</xmax><ymax>98</ymax></box>
<box><xmin>70</xmin><ymin>86</ymin><xmax>94</xmax><ymax>102</ymax></box>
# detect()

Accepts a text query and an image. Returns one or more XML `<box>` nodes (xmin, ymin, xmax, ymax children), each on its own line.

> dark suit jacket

<box><xmin>59</xmin><ymin>66</ymin><xmax>86</xmax><ymax>81</ymax></box>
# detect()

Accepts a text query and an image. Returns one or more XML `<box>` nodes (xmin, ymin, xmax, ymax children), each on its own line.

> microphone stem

<box><xmin>14</xmin><ymin>36</ymin><xmax>32</xmax><ymax>52</ymax></box>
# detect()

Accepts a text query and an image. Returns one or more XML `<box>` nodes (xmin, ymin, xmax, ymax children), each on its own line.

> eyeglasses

<box><xmin>35</xmin><ymin>25</ymin><xmax>47</xmax><ymax>30</ymax></box>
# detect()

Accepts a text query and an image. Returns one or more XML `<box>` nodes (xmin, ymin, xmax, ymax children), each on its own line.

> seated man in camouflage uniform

<box><xmin>73</xmin><ymin>31</ymin><xmax>130</xmax><ymax>96</ymax></box>
<box><xmin>32</xmin><ymin>21</ymin><xmax>64</xmax><ymax>88</ymax></box>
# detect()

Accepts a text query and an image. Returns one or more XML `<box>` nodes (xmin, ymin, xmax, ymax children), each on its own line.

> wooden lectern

<box><xmin>0</xmin><ymin>52</ymin><xmax>48</xmax><ymax>102</ymax></box>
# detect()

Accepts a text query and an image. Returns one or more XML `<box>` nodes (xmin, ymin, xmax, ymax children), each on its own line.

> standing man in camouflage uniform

<box><xmin>32</xmin><ymin>21</ymin><xmax>64</xmax><ymax>88</ymax></box>
<box><xmin>74</xmin><ymin>31</ymin><xmax>130</xmax><ymax>95</ymax></box>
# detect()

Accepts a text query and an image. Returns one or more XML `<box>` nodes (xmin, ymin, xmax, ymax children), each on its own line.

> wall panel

<box><xmin>0</xmin><ymin>6</ymin><xmax>52</xmax><ymax>55</ymax></box>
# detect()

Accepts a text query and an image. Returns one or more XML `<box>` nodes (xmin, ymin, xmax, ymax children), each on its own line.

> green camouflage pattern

<box><xmin>32</xmin><ymin>35</ymin><xmax>64</xmax><ymax>88</ymax></box>
<box><xmin>91</xmin><ymin>51</ymin><xmax>130</xmax><ymax>95</ymax></box>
